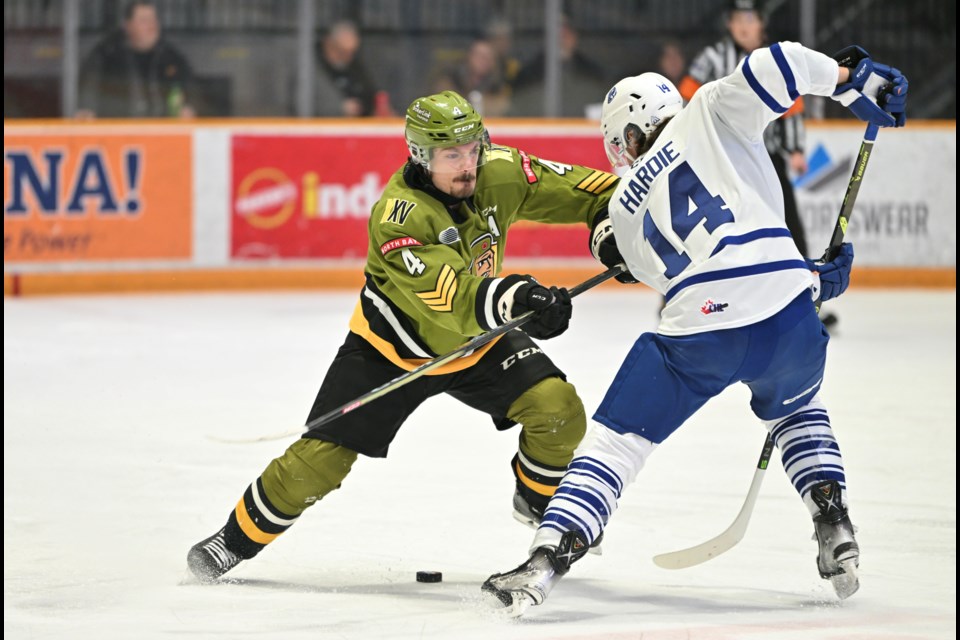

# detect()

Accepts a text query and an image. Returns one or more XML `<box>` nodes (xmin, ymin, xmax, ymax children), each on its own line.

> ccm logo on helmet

<box><xmin>454</xmin><ymin>123</ymin><xmax>476</xmax><ymax>134</ymax></box>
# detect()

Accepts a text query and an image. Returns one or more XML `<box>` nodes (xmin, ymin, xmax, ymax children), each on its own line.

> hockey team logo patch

<box><xmin>700</xmin><ymin>299</ymin><xmax>729</xmax><ymax>315</ymax></box>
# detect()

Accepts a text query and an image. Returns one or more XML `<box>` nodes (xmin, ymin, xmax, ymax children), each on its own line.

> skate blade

<box><xmin>512</xmin><ymin>510</ymin><xmax>538</xmax><ymax>530</ymax></box>
<box><xmin>489</xmin><ymin>591</ymin><xmax>535</xmax><ymax>619</ymax></box>
<box><xmin>830</xmin><ymin>559</ymin><xmax>860</xmax><ymax>600</ymax></box>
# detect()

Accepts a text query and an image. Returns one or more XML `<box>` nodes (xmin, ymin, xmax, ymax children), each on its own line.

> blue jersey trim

<box><xmin>710</xmin><ymin>227</ymin><xmax>794</xmax><ymax>257</ymax></box>
<box><xmin>770</xmin><ymin>43</ymin><xmax>800</xmax><ymax>101</ymax></box>
<box><xmin>742</xmin><ymin>54</ymin><xmax>788</xmax><ymax>114</ymax></box>
<box><xmin>665</xmin><ymin>259</ymin><xmax>809</xmax><ymax>302</ymax></box>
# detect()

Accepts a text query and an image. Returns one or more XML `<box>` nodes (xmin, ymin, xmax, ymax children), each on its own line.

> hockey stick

<box><xmin>210</xmin><ymin>265</ymin><xmax>626</xmax><ymax>444</ymax></box>
<box><xmin>653</xmin><ymin>123</ymin><xmax>879</xmax><ymax>570</ymax></box>
<box><xmin>653</xmin><ymin>435</ymin><xmax>775</xmax><ymax>569</ymax></box>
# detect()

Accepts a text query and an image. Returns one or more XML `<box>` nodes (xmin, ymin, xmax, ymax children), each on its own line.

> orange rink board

<box><xmin>3</xmin><ymin>133</ymin><xmax>192</xmax><ymax>261</ymax></box>
<box><xmin>3</xmin><ymin>266</ymin><xmax>954</xmax><ymax>297</ymax></box>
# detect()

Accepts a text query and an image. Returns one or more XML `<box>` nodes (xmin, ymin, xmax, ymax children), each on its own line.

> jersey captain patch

<box><xmin>415</xmin><ymin>264</ymin><xmax>458</xmax><ymax>312</ymax></box>
<box><xmin>381</xmin><ymin>198</ymin><xmax>418</xmax><ymax>226</ymax></box>
<box><xmin>575</xmin><ymin>170</ymin><xmax>618</xmax><ymax>194</ymax></box>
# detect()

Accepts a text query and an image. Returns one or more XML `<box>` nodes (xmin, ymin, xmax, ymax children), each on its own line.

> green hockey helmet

<box><xmin>405</xmin><ymin>91</ymin><xmax>489</xmax><ymax>171</ymax></box>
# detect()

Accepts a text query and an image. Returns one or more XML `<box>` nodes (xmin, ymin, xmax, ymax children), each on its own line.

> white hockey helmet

<box><xmin>600</xmin><ymin>72</ymin><xmax>683</xmax><ymax>171</ymax></box>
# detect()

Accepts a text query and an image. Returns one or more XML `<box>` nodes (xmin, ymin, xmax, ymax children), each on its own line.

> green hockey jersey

<box><xmin>347</xmin><ymin>144</ymin><xmax>616</xmax><ymax>373</ymax></box>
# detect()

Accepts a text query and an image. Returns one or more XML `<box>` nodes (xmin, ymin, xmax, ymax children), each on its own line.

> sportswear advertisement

<box><xmin>795</xmin><ymin>124</ymin><xmax>956</xmax><ymax>266</ymax></box>
<box><xmin>3</xmin><ymin>132</ymin><xmax>192</xmax><ymax>262</ymax></box>
<box><xmin>230</xmin><ymin>132</ymin><xmax>610</xmax><ymax>260</ymax></box>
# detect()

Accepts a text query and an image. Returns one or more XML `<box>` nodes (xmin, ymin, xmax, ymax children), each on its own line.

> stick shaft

<box><xmin>302</xmin><ymin>266</ymin><xmax>625</xmax><ymax>432</ymax></box>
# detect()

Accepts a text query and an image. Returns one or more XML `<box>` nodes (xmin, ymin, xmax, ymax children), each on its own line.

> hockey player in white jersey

<box><xmin>483</xmin><ymin>41</ymin><xmax>907</xmax><ymax>616</ymax></box>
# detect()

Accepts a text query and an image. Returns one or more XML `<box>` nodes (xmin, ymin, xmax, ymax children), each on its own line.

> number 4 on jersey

<box><xmin>643</xmin><ymin>162</ymin><xmax>734</xmax><ymax>278</ymax></box>
<box><xmin>402</xmin><ymin>248</ymin><xmax>426</xmax><ymax>276</ymax></box>
<box><xmin>537</xmin><ymin>159</ymin><xmax>573</xmax><ymax>175</ymax></box>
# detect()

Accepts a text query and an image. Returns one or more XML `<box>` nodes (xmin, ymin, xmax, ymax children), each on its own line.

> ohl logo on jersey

<box><xmin>700</xmin><ymin>299</ymin><xmax>729</xmax><ymax>315</ymax></box>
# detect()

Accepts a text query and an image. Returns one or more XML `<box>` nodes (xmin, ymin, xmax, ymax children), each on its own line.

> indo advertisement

<box><xmin>230</xmin><ymin>131</ymin><xmax>611</xmax><ymax>260</ymax></box>
<box><xmin>3</xmin><ymin>133</ymin><xmax>192</xmax><ymax>262</ymax></box>
<box><xmin>231</xmin><ymin>135</ymin><xmax>407</xmax><ymax>259</ymax></box>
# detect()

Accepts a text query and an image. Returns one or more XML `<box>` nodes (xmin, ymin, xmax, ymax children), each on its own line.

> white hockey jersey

<box><xmin>610</xmin><ymin>42</ymin><xmax>841</xmax><ymax>335</ymax></box>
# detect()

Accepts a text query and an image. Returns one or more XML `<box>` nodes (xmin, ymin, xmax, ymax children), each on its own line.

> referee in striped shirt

<box><xmin>679</xmin><ymin>0</ymin><xmax>838</xmax><ymax>329</ymax></box>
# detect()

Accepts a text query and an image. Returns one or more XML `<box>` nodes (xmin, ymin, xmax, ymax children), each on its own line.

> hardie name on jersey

<box><xmin>618</xmin><ymin>141</ymin><xmax>680</xmax><ymax>215</ymax></box>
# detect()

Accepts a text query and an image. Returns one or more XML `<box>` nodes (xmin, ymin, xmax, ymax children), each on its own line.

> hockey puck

<box><xmin>416</xmin><ymin>570</ymin><xmax>442</xmax><ymax>583</ymax></box>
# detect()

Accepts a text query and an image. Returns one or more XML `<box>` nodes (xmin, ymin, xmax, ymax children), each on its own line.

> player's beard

<box><xmin>449</xmin><ymin>172</ymin><xmax>477</xmax><ymax>198</ymax></box>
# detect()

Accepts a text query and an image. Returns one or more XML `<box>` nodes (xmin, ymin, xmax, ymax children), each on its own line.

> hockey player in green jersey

<box><xmin>187</xmin><ymin>90</ymin><xmax>620</xmax><ymax>582</ymax></box>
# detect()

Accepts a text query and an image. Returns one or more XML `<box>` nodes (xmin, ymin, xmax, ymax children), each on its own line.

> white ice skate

<box><xmin>482</xmin><ymin>530</ymin><xmax>589</xmax><ymax>618</ymax></box>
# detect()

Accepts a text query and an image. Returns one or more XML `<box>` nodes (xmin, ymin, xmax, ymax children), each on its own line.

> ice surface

<box><xmin>4</xmin><ymin>289</ymin><xmax>956</xmax><ymax>639</ymax></box>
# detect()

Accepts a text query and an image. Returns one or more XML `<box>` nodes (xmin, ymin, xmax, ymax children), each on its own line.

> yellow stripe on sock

<box><xmin>515</xmin><ymin>461</ymin><xmax>559</xmax><ymax>497</ymax></box>
<box><xmin>234</xmin><ymin>500</ymin><xmax>283</xmax><ymax>545</ymax></box>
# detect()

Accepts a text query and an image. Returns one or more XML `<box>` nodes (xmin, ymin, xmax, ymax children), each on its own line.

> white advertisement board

<box><xmin>795</xmin><ymin>124</ymin><xmax>956</xmax><ymax>266</ymax></box>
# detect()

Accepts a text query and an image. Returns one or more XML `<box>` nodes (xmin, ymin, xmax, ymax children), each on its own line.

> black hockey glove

<box><xmin>513</xmin><ymin>283</ymin><xmax>573</xmax><ymax>340</ymax></box>
<box><xmin>489</xmin><ymin>274</ymin><xmax>573</xmax><ymax>340</ymax></box>
<box><xmin>589</xmin><ymin>209</ymin><xmax>639</xmax><ymax>284</ymax></box>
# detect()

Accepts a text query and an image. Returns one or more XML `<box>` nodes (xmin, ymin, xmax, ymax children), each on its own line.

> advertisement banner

<box><xmin>795</xmin><ymin>125</ymin><xmax>956</xmax><ymax>266</ymax></box>
<box><xmin>3</xmin><ymin>133</ymin><xmax>192</xmax><ymax>262</ymax></box>
<box><xmin>231</xmin><ymin>134</ymin><xmax>406</xmax><ymax>259</ymax></box>
<box><xmin>230</xmin><ymin>131</ymin><xmax>610</xmax><ymax>260</ymax></box>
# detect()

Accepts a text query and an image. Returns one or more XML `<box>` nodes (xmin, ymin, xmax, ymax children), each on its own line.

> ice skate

<box><xmin>187</xmin><ymin>528</ymin><xmax>243</xmax><ymax>583</ymax></box>
<box><xmin>810</xmin><ymin>480</ymin><xmax>860</xmax><ymax>599</ymax></box>
<box><xmin>482</xmin><ymin>530</ymin><xmax>589</xmax><ymax>617</ymax></box>
<box><xmin>512</xmin><ymin>490</ymin><xmax>603</xmax><ymax>554</ymax></box>
<box><xmin>512</xmin><ymin>489</ymin><xmax>543</xmax><ymax>529</ymax></box>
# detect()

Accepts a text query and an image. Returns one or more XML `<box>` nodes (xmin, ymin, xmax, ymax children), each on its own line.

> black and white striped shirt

<box><xmin>685</xmin><ymin>36</ymin><xmax>805</xmax><ymax>156</ymax></box>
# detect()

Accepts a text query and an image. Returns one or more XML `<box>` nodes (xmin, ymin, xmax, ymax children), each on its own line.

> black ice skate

<box><xmin>187</xmin><ymin>528</ymin><xmax>243</xmax><ymax>583</ymax></box>
<box><xmin>482</xmin><ymin>530</ymin><xmax>589</xmax><ymax>617</ymax></box>
<box><xmin>512</xmin><ymin>490</ymin><xmax>603</xmax><ymax>554</ymax></box>
<box><xmin>810</xmin><ymin>480</ymin><xmax>860</xmax><ymax>599</ymax></box>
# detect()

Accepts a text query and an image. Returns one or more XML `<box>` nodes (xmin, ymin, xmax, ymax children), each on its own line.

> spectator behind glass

<box><xmin>77</xmin><ymin>0</ymin><xmax>194</xmax><ymax>119</ymax></box>
<box><xmin>315</xmin><ymin>20</ymin><xmax>389</xmax><ymax>117</ymax></box>
<box><xmin>448</xmin><ymin>39</ymin><xmax>511</xmax><ymax>117</ymax></box>
<box><xmin>657</xmin><ymin>40</ymin><xmax>686</xmax><ymax>86</ymax></box>
<box><xmin>509</xmin><ymin>14</ymin><xmax>609</xmax><ymax>118</ymax></box>
<box><xmin>484</xmin><ymin>17</ymin><xmax>522</xmax><ymax>92</ymax></box>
